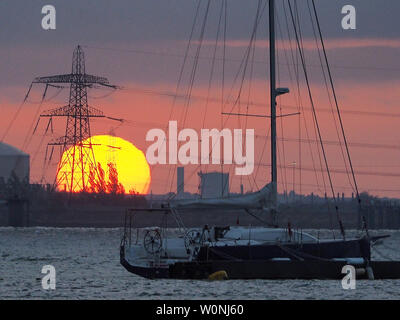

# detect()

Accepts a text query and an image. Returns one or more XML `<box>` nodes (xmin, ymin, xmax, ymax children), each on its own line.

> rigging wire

<box><xmin>229</xmin><ymin>0</ymin><xmax>264</xmax><ymax>194</ymax></box>
<box><xmin>168</xmin><ymin>0</ymin><xmax>212</xmax><ymax>196</ymax></box>
<box><xmin>167</xmin><ymin>0</ymin><xmax>268</xmax><ymax>201</ymax></box>
<box><xmin>161</xmin><ymin>0</ymin><xmax>202</xmax><ymax>194</ymax></box>
<box><xmin>220</xmin><ymin>0</ymin><xmax>228</xmax><ymax>197</ymax></box>
<box><xmin>281</xmin><ymin>0</ymin><xmax>325</xmax><ymax>196</ymax></box>
<box><xmin>246</xmin><ymin>32</ymin><xmax>262</xmax><ymax>193</ymax></box>
<box><xmin>292</xmin><ymin>0</ymin><xmax>333</xmax><ymax>224</ymax></box>
<box><xmin>255</xmin><ymin>125</ymin><xmax>271</xmax><ymax>192</ymax></box>
<box><xmin>287</xmin><ymin>0</ymin><xmax>345</xmax><ymax>239</ymax></box>
<box><xmin>311</xmin><ymin>0</ymin><xmax>361</xmax><ymax>206</ymax></box>
<box><xmin>200</xmin><ymin>0</ymin><xmax>225</xmax><ymax>196</ymax></box>
<box><xmin>242</xmin><ymin>5</ymin><xmax>259</xmax><ymax>193</ymax></box>
<box><xmin>306</xmin><ymin>0</ymin><xmax>355</xmax><ymax>193</ymax></box>
<box><xmin>293</xmin><ymin>0</ymin><xmax>329</xmax><ymax>200</ymax></box>
<box><xmin>221</xmin><ymin>0</ymin><xmax>267</xmax><ymax>196</ymax></box>
<box><xmin>275</xmin><ymin>12</ymin><xmax>289</xmax><ymax>196</ymax></box>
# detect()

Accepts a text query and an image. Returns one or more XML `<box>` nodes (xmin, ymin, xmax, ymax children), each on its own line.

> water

<box><xmin>1</xmin><ymin>227</ymin><xmax>400</xmax><ymax>299</ymax></box>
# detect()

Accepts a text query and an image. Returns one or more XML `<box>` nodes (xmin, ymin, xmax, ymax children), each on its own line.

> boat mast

<box><xmin>269</xmin><ymin>0</ymin><xmax>277</xmax><ymax>204</ymax></box>
<box><xmin>269</xmin><ymin>0</ymin><xmax>289</xmax><ymax>221</ymax></box>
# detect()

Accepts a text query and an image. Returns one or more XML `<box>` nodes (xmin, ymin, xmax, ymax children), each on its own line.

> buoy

<box><xmin>208</xmin><ymin>270</ymin><xmax>228</xmax><ymax>280</ymax></box>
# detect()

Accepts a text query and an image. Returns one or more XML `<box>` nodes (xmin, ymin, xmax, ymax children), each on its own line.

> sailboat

<box><xmin>120</xmin><ymin>0</ymin><xmax>392</xmax><ymax>279</ymax></box>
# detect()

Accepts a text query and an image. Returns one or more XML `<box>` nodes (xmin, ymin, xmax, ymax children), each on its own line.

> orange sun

<box><xmin>56</xmin><ymin>135</ymin><xmax>151</xmax><ymax>194</ymax></box>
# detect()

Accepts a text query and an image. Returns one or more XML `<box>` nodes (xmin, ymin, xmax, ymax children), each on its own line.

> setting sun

<box><xmin>56</xmin><ymin>135</ymin><xmax>151</xmax><ymax>194</ymax></box>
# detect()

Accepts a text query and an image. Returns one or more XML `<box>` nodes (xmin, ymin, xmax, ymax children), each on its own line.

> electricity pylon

<box><xmin>33</xmin><ymin>45</ymin><xmax>118</xmax><ymax>193</ymax></box>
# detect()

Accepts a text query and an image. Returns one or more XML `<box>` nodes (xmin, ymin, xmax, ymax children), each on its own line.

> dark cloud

<box><xmin>1</xmin><ymin>0</ymin><xmax>399</xmax><ymax>45</ymax></box>
<box><xmin>0</xmin><ymin>0</ymin><xmax>399</xmax><ymax>90</ymax></box>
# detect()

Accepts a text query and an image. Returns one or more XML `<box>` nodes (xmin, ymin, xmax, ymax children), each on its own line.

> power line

<box><xmin>119</xmin><ymin>85</ymin><xmax>400</xmax><ymax>119</ymax></box>
<box><xmin>255</xmin><ymin>135</ymin><xmax>400</xmax><ymax>151</ymax></box>
<box><xmin>92</xmin><ymin>116</ymin><xmax>400</xmax><ymax>153</ymax></box>
<box><xmin>82</xmin><ymin>44</ymin><xmax>400</xmax><ymax>72</ymax></box>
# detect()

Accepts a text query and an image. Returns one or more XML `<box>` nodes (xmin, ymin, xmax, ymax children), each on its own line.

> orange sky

<box><xmin>1</xmin><ymin>78</ymin><xmax>400</xmax><ymax>199</ymax></box>
<box><xmin>1</xmin><ymin>1</ymin><xmax>400</xmax><ymax>199</ymax></box>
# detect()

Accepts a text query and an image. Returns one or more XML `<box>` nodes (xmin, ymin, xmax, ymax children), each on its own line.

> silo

<box><xmin>0</xmin><ymin>142</ymin><xmax>30</xmax><ymax>227</ymax></box>
<box><xmin>0</xmin><ymin>142</ymin><xmax>29</xmax><ymax>183</ymax></box>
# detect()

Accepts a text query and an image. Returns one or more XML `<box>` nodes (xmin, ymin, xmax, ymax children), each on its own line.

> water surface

<box><xmin>1</xmin><ymin>228</ymin><xmax>399</xmax><ymax>299</ymax></box>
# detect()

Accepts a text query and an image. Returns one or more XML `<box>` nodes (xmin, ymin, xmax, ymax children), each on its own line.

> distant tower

<box><xmin>177</xmin><ymin>167</ymin><xmax>184</xmax><ymax>197</ymax></box>
<box><xmin>33</xmin><ymin>46</ymin><xmax>117</xmax><ymax>192</ymax></box>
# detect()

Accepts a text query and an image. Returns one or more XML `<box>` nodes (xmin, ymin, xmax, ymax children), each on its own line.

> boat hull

<box><xmin>120</xmin><ymin>238</ymin><xmax>370</xmax><ymax>279</ymax></box>
<box><xmin>169</xmin><ymin>259</ymin><xmax>400</xmax><ymax>280</ymax></box>
<box><xmin>120</xmin><ymin>241</ymin><xmax>400</xmax><ymax>280</ymax></box>
<box><xmin>196</xmin><ymin>237</ymin><xmax>371</xmax><ymax>261</ymax></box>
<box><xmin>120</xmin><ymin>245</ymin><xmax>169</xmax><ymax>279</ymax></box>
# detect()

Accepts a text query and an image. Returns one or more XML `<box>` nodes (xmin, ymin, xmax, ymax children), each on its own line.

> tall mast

<box><xmin>269</xmin><ymin>0</ymin><xmax>289</xmax><ymax>221</ymax></box>
<box><xmin>269</xmin><ymin>0</ymin><xmax>277</xmax><ymax>202</ymax></box>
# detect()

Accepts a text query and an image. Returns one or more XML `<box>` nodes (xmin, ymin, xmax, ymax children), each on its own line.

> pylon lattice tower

<box><xmin>33</xmin><ymin>45</ymin><xmax>117</xmax><ymax>192</ymax></box>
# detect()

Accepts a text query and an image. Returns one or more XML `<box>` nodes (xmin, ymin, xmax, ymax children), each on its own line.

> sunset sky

<box><xmin>1</xmin><ymin>0</ymin><xmax>400</xmax><ymax>198</ymax></box>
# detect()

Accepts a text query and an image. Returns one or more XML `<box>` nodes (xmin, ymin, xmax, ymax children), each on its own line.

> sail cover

<box><xmin>169</xmin><ymin>182</ymin><xmax>275</xmax><ymax>210</ymax></box>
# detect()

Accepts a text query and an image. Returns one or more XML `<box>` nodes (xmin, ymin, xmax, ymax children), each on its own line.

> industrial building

<box><xmin>0</xmin><ymin>142</ymin><xmax>30</xmax><ymax>183</ymax></box>
<box><xmin>198</xmin><ymin>171</ymin><xmax>229</xmax><ymax>199</ymax></box>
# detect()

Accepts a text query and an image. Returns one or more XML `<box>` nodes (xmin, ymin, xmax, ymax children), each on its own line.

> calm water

<box><xmin>1</xmin><ymin>227</ymin><xmax>400</xmax><ymax>300</ymax></box>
